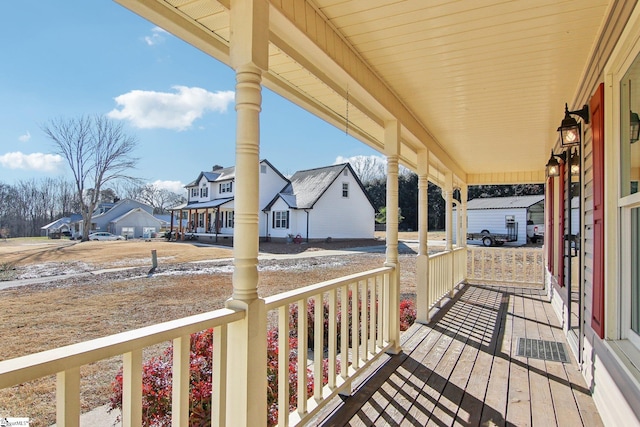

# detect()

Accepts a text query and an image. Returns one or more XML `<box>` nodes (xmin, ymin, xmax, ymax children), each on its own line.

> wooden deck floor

<box><xmin>319</xmin><ymin>284</ymin><xmax>603</xmax><ymax>427</ymax></box>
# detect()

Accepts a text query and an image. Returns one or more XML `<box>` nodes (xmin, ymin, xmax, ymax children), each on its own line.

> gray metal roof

<box><xmin>466</xmin><ymin>195</ymin><xmax>545</xmax><ymax>210</ymax></box>
<box><xmin>279</xmin><ymin>164</ymin><xmax>347</xmax><ymax>209</ymax></box>
<box><xmin>278</xmin><ymin>193</ymin><xmax>298</xmax><ymax>208</ymax></box>
<box><xmin>183</xmin><ymin>198</ymin><xmax>234</xmax><ymax>210</ymax></box>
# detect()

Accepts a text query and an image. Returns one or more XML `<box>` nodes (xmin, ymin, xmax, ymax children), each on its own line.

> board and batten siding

<box><xmin>258</xmin><ymin>164</ymin><xmax>289</xmax><ymax>237</ymax></box>
<box><xmin>306</xmin><ymin>174</ymin><xmax>374</xmax><ymax>239</ymax></box>
<box><xmin>267</xmin><ymin>198</ymin><xmax>292</xmax><ymax>239</ymax></box>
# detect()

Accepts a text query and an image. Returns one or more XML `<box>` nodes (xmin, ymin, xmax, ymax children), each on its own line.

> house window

<box><xmin>621</xmin><ymin>63</ymin><xmax>640</xmax><ymax>197</ymax></box>
<box><xmin>261</xmin><ymin>164</ymin><xmax>267</xmax><ymax>174</ymax></box>
<box><xmin>200</xmin><ymin>187</ymin><xmax>208</xmax><ymax>198</ymax></box>
<box><xmin>121</xmin><ymin>227</ymin><xmax>134</xmax><ymax>238</ymax></box>
<box><xmin>620</xmin><ymin>53</ymin><xmax>640</xmax><ymax>345</ymax></box>
<box><xmin>632</xmin><ymin>207</ymin><xmax>640</xmax><ymax>335</ymax></box>
<box><xmin>342</xmin><ymin>183</ymin><xmax>349</xmax><ymax>198</ymax></box>
<box><xmin>273</xmin><ymin>211</ymin><xmax>289</xmax><ymax>229</ymax></box>
<box><xmin>226</xmin><ymin>211</ymin><xmax>234</xmax><ymax>228</ymax></box>
<box><xmin>343</xmin><ymin>169</ymin><xmax>348</xmax><ymax>176</ymax></box>
<box><xmin>219</xmin><ymin>181</ymin><xmax>233</xmax><ymax>193</ymax></box>
<box><xmin>191</xmin><ymin>188</ymin><xmax>198</xmax><ymax>198</ymax></box>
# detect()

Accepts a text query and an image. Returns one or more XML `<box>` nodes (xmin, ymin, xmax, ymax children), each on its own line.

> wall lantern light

<box><xmin>631</xmin><ymin>110</ymin><xmax>640</xmax><ymax>143</ymax></box>
<box><xmin>545</xmin><ymin>150</ymin><xmax>561</xmax><ymax>177</ymax></box>
<box><xmin>569</xmin><ymin>148</ymin><xmax>580</xmax><ymax>176</ymax></box>
<box><xmin>546</xmin><ymin>148</ymin><xmax>580</xmax><ymax>178</ymax></box>
<box><xmin>557</xmin><ymin>103</ymin><xmax>589</xmax><ymax>147</ymax></box>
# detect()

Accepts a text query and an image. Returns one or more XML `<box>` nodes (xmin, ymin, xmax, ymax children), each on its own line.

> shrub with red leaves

<box><xmin>399</xmin><ymin>299</ymin><xmax>417</xmax><ymax>331</ymax></box>
<box><xmin>110</xmin><ymin>298</ymin><xmax>416</xmax><ymax>426</ymax></box>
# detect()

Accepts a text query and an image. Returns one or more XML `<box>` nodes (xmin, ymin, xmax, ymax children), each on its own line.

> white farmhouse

<box><xmin>172</xmin><ymin>161</ymin><xmax>375</xmax><ymax>241</ymax></box>
<box><xmin>263</xmin><ymin>163</ymin><xmax>375</xmax><ymax>241</ymax></box>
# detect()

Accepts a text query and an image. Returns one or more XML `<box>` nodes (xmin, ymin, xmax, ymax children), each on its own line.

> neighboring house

<box><xmin>453</xmin><ymin>195</ymin><xmax>545</xmax><ymax>246</ymax></box>
<box><xmin>72</xmin><ymin>199</ymin><xmax>161</xmax><ymax>239</ymax></box>
<box><xmin>44</xmin><ymin>200</ymin><xmax>162</xmax><ymax>239</ymax></box>
<box><xmin>90</xmin><ymin>199</ymin><xmax>158</xmax><ymax>238</ymax></box>
<box><xmin>40</xmin><ymin>214</ymin><xmax>82</xmax><ymax>237</ymax></box>
<box><xmin>176</xmin><ymin>160</ymin><xmax>289</xmax><ymax>238</ymax></box>
<box><xmin>264</xmin><ymin>163</ymin><xmax>375</xmax><ymax>240</ymax></box>
<box><xmin>109</xmin><ymin>208</ymin><xmax>163</xmax><ymax>239</ymax></box>
<box><xmin>173</xmin><ymin>161</ymin><xmax>375</xmax><ymax>240</ymax></box>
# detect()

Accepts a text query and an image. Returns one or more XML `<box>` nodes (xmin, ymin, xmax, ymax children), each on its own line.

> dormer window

<box><xmin>219</xmin><ymin>181</ymin><xmax>233</xmax><ymax>193</ymax></box>
<box><xmin>190</xmin><ymin>188</ymin><xmax>198</xmax><ymax>198</ymax></box>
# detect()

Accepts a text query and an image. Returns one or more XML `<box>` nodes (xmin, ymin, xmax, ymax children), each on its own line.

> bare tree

<box><xmin>43</xmin><ymin>116</ymin><xmax>138</xmax><ymax>241</ymax></box>
<box><xmin>344</xmin><ymin>155</ymin><xmax>386</xmax><ymax>184</ymax></box>
<box><xmin>129</xmin><ymin>183</ymin><xmax>185</xmax><ymax>214</ymax></box>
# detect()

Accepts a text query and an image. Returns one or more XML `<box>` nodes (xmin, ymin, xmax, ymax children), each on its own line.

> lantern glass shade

<box><xmin>560</xmin><ymin>123</ymin><xmax>581</xmax><ymax>146</ymax></box>
<box><xmin>546</xmin><ymin>152</ymin><xmax>561</xmax><ymax>177</ymax></box>
<box><xmin>631</xmin><ymin>111</ymin><xmax>640</xmax><ymax>143</ymax></box>
<box><xmin>570</xmin><ymin>150</ymin><xmax>580</xmax><ymax>176</ymax></box>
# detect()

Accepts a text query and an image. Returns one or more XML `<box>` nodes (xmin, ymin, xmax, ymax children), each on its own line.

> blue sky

<box><xmin>0</xmin><ymin>1</ymin><xmax>381</xmax><ymax>194</ymax></box>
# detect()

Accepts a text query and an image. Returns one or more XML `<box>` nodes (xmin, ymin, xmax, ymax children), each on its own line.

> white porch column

<box><xmin>416</xmin><ymin>149</ymin><xmax>430</xmax><ymax>324</ymax></box>
<box><xmin>460</xmin><ymin>184</ymin><xmax>468</xmax><ymax>248</ymax></box>
<box><xmin>225</xmin><ymin>1</ymin><xmax>269</xmax><ymax>426</ymax></box>
<box><xmin>444</xmin><ymin>171</ymin><xmax>453</xmax><ymax>252</ymax></box>
<box><xmin>384</xmin><ymin>120</ymin><xmax>402</xmax><ymax>354</ymax></box>
<box><xmin>460</xmin><ymin>184</ymin><xmax>468</xmax><ymax>283</ymax></box>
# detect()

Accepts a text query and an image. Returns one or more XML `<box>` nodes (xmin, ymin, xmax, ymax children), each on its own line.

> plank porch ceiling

<box><xmin>116</xmin><ymin>0</ymin><xmax>613</xmax><ymax>185</ymax></box>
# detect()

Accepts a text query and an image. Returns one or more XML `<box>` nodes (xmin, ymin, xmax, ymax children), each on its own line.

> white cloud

<box><xmin>0</xmin><ymin>152</ymin><xmax>64</xmax><ymax>172</ymax></box>
<box><xmin>108</xmin><ymin>86</ymin><xmax>235</xmax><ymax>131</ymax></box>
<box><xmin>151</xmin><ymin>179</ymin><xmax>184</xmax><ymax>194</ymax></box>
<box><xmin>144</xmin><ymin>26</ymin><xmax>167</xmax><ymax>46</ymax></box>
<box><xmin>18</xmin><ymin>131</ymin><xmax>31</xmax><ymax>143</ymax></box>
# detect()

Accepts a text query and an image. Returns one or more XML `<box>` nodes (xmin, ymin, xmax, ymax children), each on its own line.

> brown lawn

<box><xmin>0</xmin><ymin>233</ymin><xmax>437</xmax><ymax>426</ymax></box>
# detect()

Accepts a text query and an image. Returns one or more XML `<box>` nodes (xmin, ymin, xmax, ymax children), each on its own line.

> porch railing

<box><xmin>0</xmin><ymin>266</ymin><xmax>394</xmax><ymax>427</ymax></box>
<box><xmin>264</xmin><ymin>266</ymin><xmax>394</xmax><ymax>426</ymax></box>
<box><xmin>0</xmin><ymin>307</ymin><xmax>245</xmax><ymax>427</ymax></box>
<box><xmin>466</xmin><ymin>246</ymin><xmax>544</xmax><ymax>286</ymax></box>
<box><xmin>426</xmin><ymin>247</ymin><xmax>466</xmax><ymax>309</ymax></box>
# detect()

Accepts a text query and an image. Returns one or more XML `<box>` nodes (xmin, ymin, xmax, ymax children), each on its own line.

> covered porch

<box><xmin>318</xmin><ymin>283</ymin><xmax>601</xmax><ymax>426</ymax></box>
<box><xmin>0</xmin><ymin>0</ymin><xmax>631</xmax><ymax>426</ymax></box>
<box><xmin>169</xmin><ymin>198</ymin><xmax>234</xmax><ymax>241</ymax></box>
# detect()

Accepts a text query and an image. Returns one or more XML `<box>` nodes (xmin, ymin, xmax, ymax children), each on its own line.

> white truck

<box><xmin>526</xmin><ymin>221</ymin><xmax>544</xmax><ymax>243</ymax></box>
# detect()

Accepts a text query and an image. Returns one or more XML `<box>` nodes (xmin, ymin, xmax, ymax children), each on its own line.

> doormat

<box><xmin>516</xmin><ymin>337</ymin><xmax>569</xmax><ymax>363</ymax></box>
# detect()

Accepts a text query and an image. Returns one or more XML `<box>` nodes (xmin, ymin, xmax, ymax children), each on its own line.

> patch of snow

<box><xmin>154</xmin><ymin>265</ymin><xmax>235</xmax><ymax>276</ymax></box>
<box><xmin>106</xmin><ymin>256</ymin><xmax>174</xmax><ymax>267</ymax></box>
<box><xmin>16</xmin><ymin>261</ymin><xmax>93</xmax><ymax>279</ymax></box>
<box><xmin>259</xmin><ymin>260</ymin><xmax>346</xmax><ymax>272</ymax></box>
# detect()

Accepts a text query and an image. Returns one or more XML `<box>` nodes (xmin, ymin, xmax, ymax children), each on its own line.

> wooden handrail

<box><xmin>0</xmin><ymin>308</ymin><xmax>245</xmax><ymax>388</ymax></box>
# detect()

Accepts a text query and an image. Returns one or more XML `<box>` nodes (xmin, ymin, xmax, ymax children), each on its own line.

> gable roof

<box><xmin>185</xmin><ymin>168</ymin><xmax>234</xmax><ymax>187</ymax></box>
<box><xmin>91</xmin><ymin>198</ymin><xmax>152</xmax><ymax>221</ymax></box>
<box><xmin>41</xmin><ymin>217</ymin><xmax>72</xmax><ymax>230</ymax></box>
<box><xmin>466</xmin><ymin>195</ymin><xmax>545</xmax><ymax>210</ymax></box>
<box><xmin>185</xmin><ymin>160</ymin><xmax>286</xmax><ymax>187</ymax></box>
<box><xmin>109</xmin><ymin>207</ymin><xmax>163</xmax><ymax>225</ymax></box>
<box><xmin>265</xmin><ymin>163</ymin><xmax>374</xmax><ymax>210</ymax></box>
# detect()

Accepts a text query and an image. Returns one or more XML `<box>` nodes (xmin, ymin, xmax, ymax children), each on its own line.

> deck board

<box><xmin>525</xmin><ymin>288</ymin><xmax>557</xmax><ymax>427</ymax></box>
<box><xmin>319</xmin><ymin>284</ymin><xmax>603</xmax><ymax>427</ymax></box>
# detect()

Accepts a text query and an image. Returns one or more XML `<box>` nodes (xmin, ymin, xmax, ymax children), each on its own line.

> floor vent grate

<box><xmin>516</xmin><ymin>337</ymin><xmax>569</xmax><ymax>363</ymax></box>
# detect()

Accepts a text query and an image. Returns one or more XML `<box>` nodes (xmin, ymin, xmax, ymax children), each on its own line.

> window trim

<box><xmin>272</xmin><ymin>210</ymin><xmax>289</xmax><ymax>229</ymax></box>
<box><xmin>219</xmin><ymin>181</ymin><xmax>233</xmax><ymax>194</ymax></box>
<box><xmin>342</xmin><ymin>182</ymin><xmax>349</xmax><ymax>198</ymax></box>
